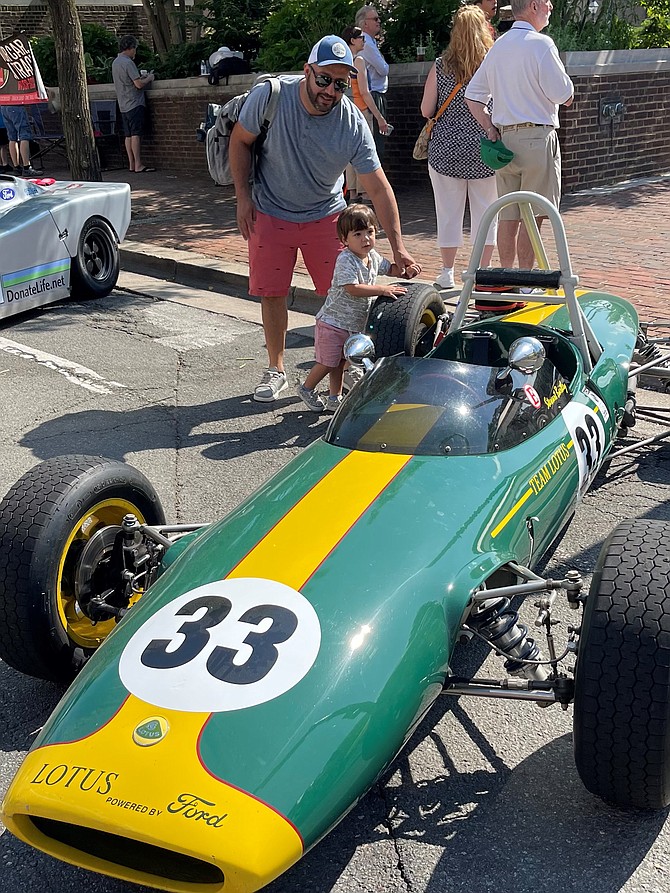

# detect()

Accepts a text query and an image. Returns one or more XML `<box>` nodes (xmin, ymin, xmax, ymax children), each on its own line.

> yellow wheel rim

<box><xmin>56</xmin><ymin>498</ymin><xmax>148</xmax><ymax>648</ymax></box>
<box><xmin>420</xmin><ymin>308</ymin><xmax>438</xmax><ymax>328</ymax></box>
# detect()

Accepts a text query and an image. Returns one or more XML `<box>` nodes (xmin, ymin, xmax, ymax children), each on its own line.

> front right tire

<box><xmin>573</xmin><ymin>519</ymin><xmax>670</xmax><ymax>809</ymax></box>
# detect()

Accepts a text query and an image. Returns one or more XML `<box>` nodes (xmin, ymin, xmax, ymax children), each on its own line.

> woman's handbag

<box><xmin>412</xmin><ymin>82</ymin><xmax>462</xmax><ymax>161</ymax></box>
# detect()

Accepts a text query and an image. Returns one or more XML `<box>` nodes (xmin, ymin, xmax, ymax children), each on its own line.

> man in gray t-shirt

<box><xmin>112</xmin><ymin>34</ymin><xmax>156</xmax><ymax>173</ymax></box>
<box><xmin>230</xmin><ymin>34</ymin><xmax>420</xmax><ymax>404</ymax></box>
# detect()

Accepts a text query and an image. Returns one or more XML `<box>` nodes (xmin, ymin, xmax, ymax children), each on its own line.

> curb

<box><xmin>120</xmin><ymin>241</ymin><xmax>325</xmax><ymax>317</ymax></box>
<box><xmin>120</xmin><ymin>242</ymin><xmax>452</xmax><ymax>318</ymax></box>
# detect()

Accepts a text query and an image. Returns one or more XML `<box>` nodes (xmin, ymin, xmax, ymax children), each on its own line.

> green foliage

<box><xmin>381</xmin><ymin>0</ymin><xmax>460</xmax><ymax>63</ymax></box>
<box><xmin>257</xmin><ymin>0</ymin><xmax>358</xmax><ymax>72</ymax></box>
<box><xmin>31</xmin><ymin>36</ymin><xmax>58</xmax><ymax>87</ymax></box>
<box><xmin>150</xmin><ymin>40</ymin><xmax>216</xmax><ymax>78</ymax></box>
<box><xmin>389</xmin><ymin>30</ymin><xmax>438</xmax><ymax>63</ymax></box>
<box><xmin>80</xmin><ymin>24</ymin><xmax>121</xmax><ymax>83</ymax></box>
<box><xmin>190</xmin><ymin>0</ymin><xmax>273</xmax><ymax>59</ymax></box>
<box><xmin>547</xmin><ymin>16</ymin><xmax>635</xmax><ymax>50</ymax></box>
<box><xmin>636</xmin><ymin>0</ymin><xmax>670</xmax><ymax>47</ymax></box>
<box><xmin>33</xmin><ymin>25</ymin><xmax>123</xmax><ymax>86</ymax></box>
<box><xmin>546</xmin><ymin>0</ymin><xmax>636</xmax><ymax>50</ymax></box>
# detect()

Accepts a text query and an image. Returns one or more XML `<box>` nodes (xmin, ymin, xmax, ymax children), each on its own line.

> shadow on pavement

<box><xmin>19</xmin><ymin>394</ymin><xmax>328</xmax><ymax>463</ymax></box>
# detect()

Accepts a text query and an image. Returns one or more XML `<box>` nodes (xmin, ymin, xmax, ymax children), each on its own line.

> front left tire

<box><xmin>367</xmin><ymin>283</ymin><xmax>446</xmax><ymax>357</ymax></box>
<box><xmin>0</xmin><ymin>456</ymin><xmax>165</xmax><ymax>682</ymax></box>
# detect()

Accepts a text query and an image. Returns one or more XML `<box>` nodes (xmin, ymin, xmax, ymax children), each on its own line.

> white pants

<box><xmin>429</xmin><ymin>166</ymin><xmax>498</xmax><ymax>248</ymax></box>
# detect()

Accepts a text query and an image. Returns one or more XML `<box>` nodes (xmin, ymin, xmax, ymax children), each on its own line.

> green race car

<box><xmin>1</xmin><ymin>193</ymin><xmax>669</xmax><ymax>893</ymax></box>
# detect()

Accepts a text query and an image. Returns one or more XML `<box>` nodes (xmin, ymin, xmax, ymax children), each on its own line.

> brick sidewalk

<box><xmin>100</xmin><ymin>167</ymin><xmax>670</xmax><ymax>323</ymax></box>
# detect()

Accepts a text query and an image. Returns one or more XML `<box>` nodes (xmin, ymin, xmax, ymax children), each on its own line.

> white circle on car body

<box><xmin>119</xmin><ymin>578</ymin><xmax>321</xmax><ymax>713</ymax></box>
<box><xmin>561</xmin><ymin>397</ymin><xmax>607</xmax><ymax>497</ymax></box>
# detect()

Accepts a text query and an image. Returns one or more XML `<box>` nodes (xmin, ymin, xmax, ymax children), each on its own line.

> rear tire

<box><xmin>70</xmin><ymin>216</ymin><xmax>120</xmax><ymax>299</ymax></box>
<box><xmin>367</xmin><ymin>283</ymin><xmax>445</xmax><ymax>357</ymax></box>
<box><xmin>0</xmin><ymin>456</ymin><xmax>165</xmax><ymax>682</ymax></box>
<box><xmin>573</xmin><ymin>520</ymin><xmax>670</xmax><ymax>809</ymax></box>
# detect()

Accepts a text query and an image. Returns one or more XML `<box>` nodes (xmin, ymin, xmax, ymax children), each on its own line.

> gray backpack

<box><xmin>206</xmin><ymin>77</ymin><xmax>281</xmax><ymax>187</ymax></box>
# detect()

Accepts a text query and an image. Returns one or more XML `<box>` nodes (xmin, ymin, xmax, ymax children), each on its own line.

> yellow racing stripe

<box><xmin>228</xmin><ymin>450</ymin><xmax>411</xmax><ymax>588</ymax></box>
<box><xmin>491</xmin><ymin>487</ymin><xmax>534</xmax><ymax>539</ymax></box>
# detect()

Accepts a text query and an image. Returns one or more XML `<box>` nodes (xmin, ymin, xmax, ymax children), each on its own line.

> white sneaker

<box><xmin>254</xmin><ymin>368</ymin><xmax>288</xmax><ymax>403</ymax></box>
<box><xmin>435</xmin><ymin>268</ymin><xmax>455</xmax><ymax>290</ymax></box>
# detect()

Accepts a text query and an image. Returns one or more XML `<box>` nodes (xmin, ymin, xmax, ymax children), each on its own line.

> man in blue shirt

<box><xmin>356</xmin><ymin>5</ymin><xmax>389</xmax><ymax>161</ymax></box>
<box><xmin>230</xmin><ymin>35</ymin><xmax>420</xmax><ymax>403</ymax></box>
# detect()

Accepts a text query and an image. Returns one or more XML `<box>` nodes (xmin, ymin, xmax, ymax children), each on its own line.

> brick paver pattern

<box><xmin>117</xmin><ymin>170</ymin><xmax>670</xmax><ymax>325</ymax></box>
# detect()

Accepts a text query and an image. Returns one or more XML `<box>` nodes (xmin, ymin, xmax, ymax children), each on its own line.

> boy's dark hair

<box><xmin>337</xmin><ymin>203</ymin><xmax>379</xmax><ymax>243</ymax></box>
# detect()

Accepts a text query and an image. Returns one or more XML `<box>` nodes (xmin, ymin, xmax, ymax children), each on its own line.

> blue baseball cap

<box><xmin>308</xmin><ymin>35</ymin><xmax>356</xmax><ymax>71</ymax></box>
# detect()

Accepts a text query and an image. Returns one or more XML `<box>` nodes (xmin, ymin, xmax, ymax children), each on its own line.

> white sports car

<box><xmin>0</xmin><ymin>173</ymin><xmax>130</xmax><ymax>319</ymax></box>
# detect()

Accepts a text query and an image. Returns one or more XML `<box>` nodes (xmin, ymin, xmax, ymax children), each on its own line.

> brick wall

<box><xmin>1</xmin><ymin>3</ymin><xmax>151</xmax><ymax>42</ymax></box>
<box><xmin>83</xmin><ymin>49</ymin><xmax>670</xmax><ymax>194</ymax></box>
<box><xmin>559</xmin><ymin>70</ymin><xmax>670</xmax><ymax>192</ymax></box>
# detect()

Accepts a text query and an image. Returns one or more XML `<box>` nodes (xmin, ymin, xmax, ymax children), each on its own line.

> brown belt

<box><xmin>497</xmin><ymin>122</ymin><xmax>549</xmax><ymax>132</ymax></box>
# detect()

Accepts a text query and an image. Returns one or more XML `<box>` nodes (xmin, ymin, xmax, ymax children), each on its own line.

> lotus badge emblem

<box><xmin>132</xmin><ymin>716</ymin><xmax>169</xmax><ymax>747</ymax></box>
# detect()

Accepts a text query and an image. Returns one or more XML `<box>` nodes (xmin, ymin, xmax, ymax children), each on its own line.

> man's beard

<box><xmin>304</xmin><ymin>78</ymin><xmax>337</xmax><ymax>115</ymax></box>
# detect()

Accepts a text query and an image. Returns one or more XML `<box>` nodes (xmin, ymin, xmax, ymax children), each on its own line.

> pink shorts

<box><xmin>248</xmin><ymin>210</ymin><xmax>342</xmax><ymax>298</ymax></box>
<box><xmin>315</xmin><ymin>319</ymin><xmax>349</xmax><ymax>367</ymax></box>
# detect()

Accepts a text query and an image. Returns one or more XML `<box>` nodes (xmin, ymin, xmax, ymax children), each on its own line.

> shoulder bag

<box><xmin>412</xmin><ymin>81</ymin><xmax>462</xmax><ymax>161</ymax></box>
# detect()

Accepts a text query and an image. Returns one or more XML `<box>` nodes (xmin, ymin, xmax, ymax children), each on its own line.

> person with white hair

<box><xmin>465</xmin><ymin>0</ymin><xmax>573</xmax><ymax>269</ymax></box>
<box><xmin>355</xmin><ymin>5</ymin><xmax>390</xmax><ymax>162</ymax></box>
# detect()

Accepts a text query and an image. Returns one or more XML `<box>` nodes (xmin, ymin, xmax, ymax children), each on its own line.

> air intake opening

<box><xmin>30</xmin><ymin>816</ymin><xmax>225</xmax><ymax>885</ymax></box>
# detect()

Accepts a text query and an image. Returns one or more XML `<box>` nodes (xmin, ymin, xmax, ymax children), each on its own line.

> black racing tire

<box><xmin>0</xmin><ymin>455</ymin><xmax>165</xmax><ymax>682</ymax></box>
<box><xmin>367</xmin><ymin>283</ymin><xmax>446</xmax><ymax>357</ymax></box>
<box><xmin>573</xmin><ymin>520</ymin><xmax>670</xmax><ymax>809</ymax></box>
<box><xmin>70</xmin><ymin>216</ymin><xmax>120</xmax><ymax>299</ymax></box>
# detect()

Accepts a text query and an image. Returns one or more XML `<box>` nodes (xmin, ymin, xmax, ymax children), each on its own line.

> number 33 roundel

<box><xmin>119</xmin><ymin>579</ymin><xmax>321</xmax><ymax>713</ymax></box>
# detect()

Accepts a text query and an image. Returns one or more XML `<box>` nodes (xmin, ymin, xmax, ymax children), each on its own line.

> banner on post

<box><xmin>0</xmin><ymin>34</ymin><xmax>48</xmax><ymax>105</ymax></box>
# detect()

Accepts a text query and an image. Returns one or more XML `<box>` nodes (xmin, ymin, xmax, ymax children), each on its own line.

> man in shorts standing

<box><xmin>230</xmin><ymin>34</ymin><xmax>420</xmax><ymax>403</ymax></box>
<box><xmin>112</xmin><ymin>35</ymin><xmax>156</xmax><ymax>173</ymax></box>
<box><xmin>465</xmin><ymin>0</ymin><xmax>573</xmax><ymax>268</ymax></box>
<box><xmin>2</xmin><ymin>105</ymin><xmax>37</xmax><ymax>176</ymax></box>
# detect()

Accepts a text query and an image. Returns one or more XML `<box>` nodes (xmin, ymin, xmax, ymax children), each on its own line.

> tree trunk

<box><xmin>141</xmin><ymin>0</ymin><xmax>169</xmax><ymax>55</ymax></box>
<box><xmin>46</xmin><ymin>0</ymin><xmax>101</xmax><ymax>181</ymax></box>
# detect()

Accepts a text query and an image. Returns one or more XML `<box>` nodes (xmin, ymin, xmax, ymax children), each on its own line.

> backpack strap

<box><xmin>257</xmin><ymin>77</ymin><xmax>281</xmax><ymax>146</ymax></box>
<box><xmin>254</xmin><ymin>77</ymin><xmax>281</xmax><ymax>174</ymax></box>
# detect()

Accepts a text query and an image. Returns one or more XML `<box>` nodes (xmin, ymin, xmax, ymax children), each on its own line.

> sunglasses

<box><xmin>308</xmin><ymin>64</ymin><xmax>350</xmax><ymax>93</ymax></box>
<box><xmin>367</xmin><ymin>15</ymin><xmax>380</xmax><ymax>21</ymax></box>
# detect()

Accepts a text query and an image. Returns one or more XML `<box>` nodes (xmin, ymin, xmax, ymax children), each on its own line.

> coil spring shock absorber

<box><xmin>468</xmin><ymin>597</ymin><xmax>550</xmax><ymax>682</ymax></box>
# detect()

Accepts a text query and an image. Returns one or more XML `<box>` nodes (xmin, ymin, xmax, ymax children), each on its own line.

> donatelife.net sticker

<box><xmin>119</xmin><ymin>578</ymin><xmax>321</xmax><ymax>713</ymax></box>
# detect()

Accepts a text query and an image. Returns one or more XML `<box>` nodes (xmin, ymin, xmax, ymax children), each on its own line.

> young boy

<box><xmin>298</xmin><ymin>204</ymin><xmax>417</xmax><ymax>412</ymax></box>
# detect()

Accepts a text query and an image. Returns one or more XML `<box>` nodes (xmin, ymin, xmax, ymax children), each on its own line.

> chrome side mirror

<box><xmin>507</xmin><ymin>337</ymin><xmax>546</xmax><ymax>375</ymax></box>
<box><xmin>344</xmin><ymin>334</ymin><xmax>376</xmax><ymax>373</ymax></box>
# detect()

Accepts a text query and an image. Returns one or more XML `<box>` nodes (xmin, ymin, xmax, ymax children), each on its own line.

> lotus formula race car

<box><xmin>1</xmin><ymin>193</ymin><xmax>670</xmax><ymax>893</ymax></box>
<box><xmin>0</xmin><ymin>173</ymin><xmax>130</xmax><ymax>318</ymax></box>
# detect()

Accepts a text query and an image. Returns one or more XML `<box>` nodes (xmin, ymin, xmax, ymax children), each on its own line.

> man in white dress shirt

<box><xmin>465</xmin><ymin>0</ymin><xmax>573</xmax><ymax>268</ymax></box>
<box><xmin>356</xmin><ymin>5</ymin><xmax>389</xmax><ymax>160</ymax></box>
